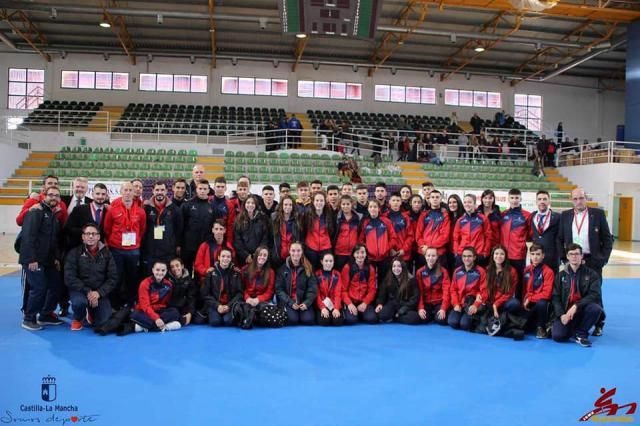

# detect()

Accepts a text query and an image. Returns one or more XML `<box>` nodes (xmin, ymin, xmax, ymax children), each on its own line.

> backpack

<box><xmin>255</xmin><ymin>303</ymin><xmax>287</xmax><ymax>328</ymax></box>
<box><xmin>232</xmin><ymin>302</ymin><xmax>256</xmax><ymax>330</ymax></box>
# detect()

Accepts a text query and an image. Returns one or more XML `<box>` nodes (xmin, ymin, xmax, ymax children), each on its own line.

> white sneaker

<box><xmin>163</xmin><ymin>321</ymin><xmax>182</xmax><ymax>331</ymax></box>
<box><xmin>134</xmin><ymin>324</ymin><xmax>148</xmax><ymax>333</ymax></box>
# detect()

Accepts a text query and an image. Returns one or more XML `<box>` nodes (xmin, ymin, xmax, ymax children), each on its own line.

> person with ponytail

<box><xmin>359</xmin><ymin>199</ymin><xmax>399</xmax><ymax>285</ymax></box>
<box><xmin>198</xmin><ymin>248</ymin><xmax>243</xmax><ymax>326</ymax></box>
<box><xmin>482</xmin><ymin>245</ymin><xmax>521</xmax><ymax>319</ymax></box>
<box><xmin>340</xmin><ymin>244</ymin><xmax>378</xmax><ymax>324</ymax></box>
<box><xmin>315</xmin><ymin>252</ymin><xmax>344</xmax><ymax>326</ymax></box>
<box><xmin>447</xmin><ymin>246</ymin><xmax>486</xmax><ymax>331</ymax></box>
<box><xmin>478</xmin><ymin>189</ymin><xmax>501</xmax><ymax>252</ymax></box>
<box><xmin>302</xmin><ymin>191</ymin><xmax>335</xmax><ymax>270</ymax></box>
<box><xmin>416</xmin><ymin>247</ymin><xmax>451</xmax><ymax>325</ymax></box>
<box><xmin>275</xmin><ymin>242</ymin><xmax>317</xmax><ymax>325</ymax></box>
<box><xmin>333</xmin><ymin>195</ymin><xmax>362</xmax><ymax>272</ymax></box>
<box><xmin>271</xmin><ymin>196</ymin><xmax>302</xmax><ymax>270</ymax></box>
<box><xmin>375</xmin><ymin>257</ymin><xmax>420</xmax><ymax>324</ymax></box>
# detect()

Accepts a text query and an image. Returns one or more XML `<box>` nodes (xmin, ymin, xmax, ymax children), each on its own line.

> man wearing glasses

<box><xmin>551</xmin><ymin>244</ymin><xmax>604</xmax><ymax>348</ymax></box>
<box><xmin>559</xmin><ymin>187</ymin><xmax>612</xmax><ymax>336</ymax></box>
<box><xmin>18</xmin><ymin>187</ymin><xmax>64</xmax><ymax>331</ymax></box>
<box><xmin>64</xmin><ymin>224</ymin><xmax>117</xmax><ymax>331</ymax></box>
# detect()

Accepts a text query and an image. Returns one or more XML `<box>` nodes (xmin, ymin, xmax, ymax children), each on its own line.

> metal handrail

<box><xmin>557</xmin><ymin>140</ymin><xmax>640</xmax><ymax>167</ymax></box>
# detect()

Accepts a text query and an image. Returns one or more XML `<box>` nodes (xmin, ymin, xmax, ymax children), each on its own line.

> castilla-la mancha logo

<box><xmin>41</xmin><ymin>375</ymin><xmax>57</xmax><ymax>402</ymax></box>
<box><xmin>579</xmin><ymin>387</ymin><xmax>637</xmax><ymax>422</ymax></box>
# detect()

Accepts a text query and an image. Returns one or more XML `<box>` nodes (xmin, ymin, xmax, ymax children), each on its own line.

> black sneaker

<box><xmin>37</xmin><ymin>313</ymin><xmax>64</xmax><ymax>326</ymax></box>
<box><xmin>592</xmin><ymin>325</ymin><xmax>603</xmax><ymax>337</ymax></box>
<box><xmin>536</xmin><ymin>326</ymin><xmax>548</xmax><ymax>339</ymax></box>
<box><xmin>574</xmin><ymin>335</ymin><xmax>592</xmax><ymax>348</ymax></box>
<box><xmin>21</xmin><ymin>320</ymin><xmax>43</xmax><ymax>331</ymax></box>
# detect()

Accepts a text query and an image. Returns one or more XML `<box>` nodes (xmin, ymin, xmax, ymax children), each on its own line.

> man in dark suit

<box><xmin>530</xmin><ymin>190</ymin><xmax>562</xmax><ymax>272</ymax></box>
<box><xmin>559</xmin><ymin>187</ymin><xmax>613</xmax><ymax>336</ymax></box>
<box><xmin>63</xmin><ymin>183</ymin><xmax>109</xmax><ymax>249</ymax></box>
<box><xmin>61</xmin><ymin>177</ymin><xmax>92</xmax><ymax>214</ymax></box>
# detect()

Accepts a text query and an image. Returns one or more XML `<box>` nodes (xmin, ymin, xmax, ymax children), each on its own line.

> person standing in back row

<box><xmin>558</xmin><ymin>188</ymin><xmax>612</xmax><ymax>336</ymax></box>
<box><xmin>288</xmin><ymin>114</ymin><xmax>303</xmax><ymax>149</ymax></box>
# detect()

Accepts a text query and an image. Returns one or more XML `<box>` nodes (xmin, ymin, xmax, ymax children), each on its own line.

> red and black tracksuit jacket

<box><xmin>103</xmin><ymin>200</ymin><xmax>147</xmax><ymax>251</ymax></box>
<box><xmin>333</xmin><ymin>211</ymin><xmax>362</xmax><ymax>257</ymax></box>
<box><xmin>415</xmin><ymin>207</ymin><xmax>451</xmax><ymax>256</ymax></box>
<box><xmin>500</xmin><ymin>206</ymin><xmax>532</xmax><ymax>260</ymax></box>
<box><xmin>304</xmin><ymin>213</ymin><xmax>334</xmax><ymax>252</ymax></box>
<box><xmin>241</xmin><ymin>265</ymin><xmax>275</xmax><ymax>303</ymax></box>
<box><xmin>200</xmin><ymin>263</ymin><xmax>243</xmax><ymax>312</ymax></box>
<box><xmin>450</xmin><ymin>266</ymin><xmax>486</xmax><ymax>309</ymax></box>
<box><xmin>211</xmin><ymin>195</ymin><xmax>237</xmax><ymax>244</ymax></box>
<box><xmin>359</xmin><ymin>216</ymin><xmax>398</xmax><ymax>262</ymax></box>
<box><xmin>340</xmin><ymin>263</ymin><xmax>377</xmax><ymax>306</ymax></box>
<box><xmin>16</xmin><ymin>193</ymin><xmax>68</xmax><ymax>226</ymax></box>
<box><xmin>479</xmin><ymin>267</ymin><xmax>518</xmax><ymax>309</ymax></box>
<box><xmin>416</xmin><ymin>265</ymin><xmax>451</xmax><ymax>312</ymax></box>
<box><xmin>478</xmin><ymin>206</ymin><xmax>501</xmax><ymax>252</ymax></box>
<box><xmin>134</xmin><ymin>277</ymin><xmax>174</xmax><ymax>322</ymax></box>
<box><xmin>272</xmin><ymin>216</ymin><xmax>301</xmax><ymax>265</ymax></box>
<box><xmin>453</xmin><ymin>212</ymin><xmax>490</xmax><ymax>257</ymax></box>
<box><xmin>315</xmin><ymin>269</ymin><xmax>343</xmax><ymax>311</ymax></box>
<box><xmin>194</xmin><ymin>238</ymin><xmax>236</xmax><ymax>279</ymax></box>
<box><xmin>387</xmin><ymin>210</ymin><xmax>414</xmax><ymax>262</ymax></box>
<box><xmin>523</xmin><ymin>263</ymin><xmax>554</xmax><ymax>303</ymax></box>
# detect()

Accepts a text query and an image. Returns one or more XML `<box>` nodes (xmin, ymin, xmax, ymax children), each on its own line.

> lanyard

<box><xmin>574</xmin><ymin>208</ymin><xmax>588</xmax><ymax>235</ymax></box>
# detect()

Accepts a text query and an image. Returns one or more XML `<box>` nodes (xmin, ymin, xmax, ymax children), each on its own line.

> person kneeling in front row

<box><xmin>198</xmin><ymin>248</ymin><xmax>243</xmax><ymax>327</ymax></box>
<box><xmin>551</xmin><ymin>243</ymin><xmax>604</xmax><ymax>348</ymax></box>
<box><xmin>130</xmin><ymin>261</ymin><xmax>181</xmax><ymax>332</ymax></box>
<box><xmin>375</xmin><ymin>257</ymin><xmax>421</xmax><ymax>324</ymax></box>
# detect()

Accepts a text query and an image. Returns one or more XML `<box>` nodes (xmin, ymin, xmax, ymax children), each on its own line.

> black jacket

<box><xmin>62</xmin><ymin>195</ymin><xmax>93</xmax><ymax>212</ymax></box>
<box><xmin>181</xmin><ymin>197</ymin><xmax>215</xmax><ymax>254</ymax></box>
<box><xmin>142</xmin><ymin>199</ymin><xmax>184</xmax><ymax>261</ymax></box>
<box><xmin>64</xmin><ymin>242</ymin><xmax>117</xmax><ymax>297</ymax></box>
<box><xmin>275</xmin><ymin>258</ymin><xmax>317</xmax><ymax>308</ymax></box>
<box><xmin>185</xmin><ymin>180</ymin><xmax>214</xmax><ymax>200</ymax></box>
<box><xmin>234</xmin><ymin>211</ymin><xmax>270</xmax><ymax>263</ymax></box>
<box><xmin>530</xmin><ymin>210</ymin><xmax>562</xmax><ymax>269</ymax></box>
<box><xmin>200</xmin><ymin>263</ymin><xmax>243</xmax><ymax>312</ymax></box>
<box><xmin>552</xmin><ymin>265</ymin><xmax>602</xmax><ymax>319</ymax></box>
<box><xmin>63</xmin><ymin>202</ymin><xmax>108</xmax><ymax>249</ymax></box>
<box><xmin>558</xmin><ymin>208</ymin><xmax>613</xmax><ymax>267</ymax></box>
<box><xmin>19</xmin><ymin>202</ymin><xmax>61</xmax><ymax>266</ymax></box>
<box><xmin>271</xmin><ymin>214</ymin><xmax>302</xmax><ymax>265</ymax></box>
<box><xmin>168</xmin><ymin>269</ymin><xmax>197</xmax><ymax>315</ymax></box>
<box><xmin>376</xmin><ymin>276</ymin><xmax>419</xmax><ymax>315</ymax></box>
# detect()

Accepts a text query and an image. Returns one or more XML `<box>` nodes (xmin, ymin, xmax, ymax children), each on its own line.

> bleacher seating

<box><xmin>112</xmin><ymin>103</ymin><xmax>287</xmax><ymax>136</ymax></box>
<box><xmin>224</xmin><ymin>151</ymin><xmax>403</xmax><ymax>185</ymax></box>
<box><xmin>22</xmin><ymin>100</ymin><xmax>103</xmax><ymax>127</ymax></box>
<box><xmin>46</xmin><ymin>146</ymin><xmax>197</xmax><ymax>180</ymax></box>
<box><xmin>308</xmin><ymin>110</ymin><xmax>461</xmax><ymax>134</ymax></box>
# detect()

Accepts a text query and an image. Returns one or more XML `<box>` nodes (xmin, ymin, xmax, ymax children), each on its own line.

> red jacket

<box><xmin>334</xmin><ymin>212</ymin><xmax>361</xmax><ymax>256</ymax></box>
<box><xmin>134</xmin><ymin>277</ymin><xmax>173</xmax><ymax>321</ymax></box>
<box><xmin>341</xmin><ymin>263</ymin><xmax>377</xmax><ymax>305</ymax></box>
<box><xmin>416</xmin><ymin>265</ymin><xmax>451</xmax><ymax>312</ymax></box>
<box><xmin>194</xmin><ymin>239</ymin><xmax>236</xmax><ymax>279</ymax></box>
<box><xmin>415</xmin><ymin>207</ymin><xmax>451</xmax><ymax>256</ymax></box>
<box><xmin>480</xmin><ymin>267</ymin><xmax>518</xmax><ymax>309</ymax></box>
<box><xmin>16</xmin><ymin>193</ymin><xmax>68</xmax><ymax>226</ymax></box>
<box><xmin>305</xmin><ymin>214</ymin><xmax>333</xmax><ymax>252</ymax></box>
<box><xmin>453</xmin><ymin>212</ymin><xmax>490</xmax><ymax>257</ymax></box>
<box><xmin>387</xmin><ymin>210</ymin><xmax>414</xmax><ymax>262</ymax></box>
<box><xmin>450</xmin><ymin>266</ymin><xmax>486</xmax><ymax>308</ymax></box>
<box><xmin>315</xmin><ymin>269</ymin><xmax>343</xmax><ymax>311</ymax></box>
<box><xmin>359</xmin><ymin>216</ymin><xmax>399</xmax><ymax>262</ymax></box>
<box><xmin>478</xmin><ymin>206</ymin><xmax>501</xmax><ymax>253</ymax></box>
<box><xmin>523</xmin><ymin>263</ymin><xmax>554</xmax><ymax>303</ymax></box>
<box><xmin>241</xmin><ymin>265</ymin><xmax>275</xmax><ymax>303</ymax></box>
<box><xmin>103</xmin><ymin>200</ymin><xmax>146</xmax><ymax>251</ymax></box>
<box><xmin>500</xmin><ymin>206</ymin><xmax>532</xmax><ymax>260</ymax></box>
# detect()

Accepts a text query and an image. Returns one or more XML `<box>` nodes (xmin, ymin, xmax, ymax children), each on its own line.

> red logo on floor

<box><xmin>579</xmin><ymin>387</ymin><xmax>637</xmax><ymax>422</ymax></box>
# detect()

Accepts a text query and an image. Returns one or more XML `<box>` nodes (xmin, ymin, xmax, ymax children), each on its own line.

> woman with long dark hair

<box><xmin>333</xmin><ymin>195</ymin><xmax>362</xmax><ymax>272</ymax></box>
<box><xmin>234</xmin><ymin>195</ymin><xmax>270</xmax><ymax>266</ymax></box>
<box><xmin>375</xmin><ymin>258</ymin><xmax>420</xmax><ymax>324</ymax></box>
<box><xmin>241</xmin><ymin>245</ymin><xmax>275</xmax><ymax>308</ymax></box>
<box><xmin>483</xmin><ymin>245</ymin><xmax>521</xmax><ymax>318</ymax></box>
<box><xmin>478</xmin><ymin>189</ymin><xmax>501</xmax><ymax>252</ymax></box>
<box><xmin>275</xmin><ymin>241</ymin><xmax>317</xmax><ymax>325</ymax></box>
<box><xmin>340</xmin><ymin>244</ymin><xmax>378</xmax><ymax>324</ymax></box>
<box><xmin>271</xmin><ymin>195</ymin><xmax>301</xmax><ymax>269</ymax></box>
<box><xmin>303</xmin><ymin>191</ymin><xmax>335</xmax><ymax>270</ymax></box>
<box><xmin>408</xmin><ymin>194</ymin><xmax>425</xmax><ymax>272</ymax></box>
<box><xmin>446</xmin><ymin>194</ymin><xmax>465</xmax><ymax>273</ymax></box>
<box><xmin>315</xmin><ymin>252</ymin><xmax>344</xmax><ymax>326</ymax></box>
<box><xmin>198</xmin><ymin>248</ymin><xmax>243</xmax><ymax>327</ymax></box>
<box><xmin>399</xmin><ymin>185</ymin><xmax>413</xmax><ymax>212</ymax></box>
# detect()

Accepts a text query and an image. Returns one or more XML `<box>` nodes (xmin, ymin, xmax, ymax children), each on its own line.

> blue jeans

<box><xmin>285</xmin><ymin>306</ymin><xmax>316</xmax><ymax>325</ymax></box>
<box><xmin>447</xmin><ymin>309</ymin><xmax>475</xmax><ymax>331</ymax></box>
<box><xmin>23</xmin><ymin>265</ymin><xmax>62</xmax><ymax>322</ymax></box>
<box><xmin>69</xmin><ymin>290</ymin><xmax>112</xmax><ymax>327</ymax></box>
<box><xmin>208</xmin><ymin>308</ymin><xmax>233</xmax><ymax>327</ymax></box>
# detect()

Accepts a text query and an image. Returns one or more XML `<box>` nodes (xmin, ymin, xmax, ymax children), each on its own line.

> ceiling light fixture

<box><xmin>99</xmin><ymin>15</ymin><xmax>111</xmax><ymax>28</ymax></box>
<box><xmin>474</xmin><ymin>45</ymin><xmax>485</xmax><ymax>52</ymax></box>
<box><xmin>296</xmin><ymin>33</ymin><xmax>307</xmax><ymax>39</ymax></box>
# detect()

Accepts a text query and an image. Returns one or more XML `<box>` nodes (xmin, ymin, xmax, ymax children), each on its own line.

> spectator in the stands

<box><xmin>288</xmin><ymin>114</ymin><xmax>303</xmax><ymax>149</ymax></box>
<box><xmin>556</xmin><ymin>122</ymin><xmax>564</xmax><ymax>144</ymax></box>
<box><xmin>450</xmin><ymin>112</ymin><xmax>458</xmax><ymax>127</ymax></box>
<box><xmin>470</xmin><ymin>113</ymin><xmax>483</xmax><ymax>134</ymax></box>
<box><xmin>457</xmin><ymin>133</ymin><xmax>469</xmax><ymax>160</ymax></box>
<box><xmin>278</xmin><ymin>115</ymin><xmax>289</xmax><ymax>148</ymax></box>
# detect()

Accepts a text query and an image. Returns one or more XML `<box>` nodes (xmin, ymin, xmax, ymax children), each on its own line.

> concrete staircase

<box><xmin>87</xmin><ymin>106</ymin><xmax>123</xmax><ymax>132</ymax></box>
<box><xmin>197</xmin><ymin>156</ymin><xmax>225</xmax><ymax>180</ymax></box>
<box><xmin>0</xmin><ymin>152</ymin><xmax>56</xmax><ymax>205</ymax></box>
<box><xmin>399</xmin><ymin>162</ymin><xmax>428</xmax><ymax>188</ymax></box>
<box><xmin>290</xmin><ymin>113</ymin><xmax>317</xmax><ymax>150</ymax></box>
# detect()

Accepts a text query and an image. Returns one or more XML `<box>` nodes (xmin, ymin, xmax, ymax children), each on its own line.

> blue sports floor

<box><xmin>0</xmin><ymin>275</ymin><xmax>638</xmax><ymax>426</ymax></box>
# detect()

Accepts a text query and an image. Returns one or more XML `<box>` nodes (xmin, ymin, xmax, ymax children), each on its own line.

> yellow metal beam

<box><xmin>101</xmin><ymin>0</ymin><xmax>136</xmax><ymax>65</ymax></box>
<box><xmin>415</xmin><ymin>0</ymin><xmax>640</xmax><ymax>23</ymax></box>
<box><xmin>292</xmin><ymin>37</ymin><xmax>308</xmax><ymax>72</ymax></box>
<box><xmin>368</xmin><ymin>0</ymin><xmax>429</xmax><ymax>77</ymax></box>
<box><xmin>0</xmin><ymin>9</ymin><xmax>51</xmax><ymax>62</ymax></box>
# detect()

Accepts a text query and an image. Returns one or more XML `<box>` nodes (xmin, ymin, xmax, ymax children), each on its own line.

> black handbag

<box><xmin>256</xmin><ymin>304</ymin><xmax>287</xmax><ymax>328</ymax></box>
<box><xmin>232</xmin><ymin>302</ymin><xmax>256</xmax><ymax>330</ymax></box>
